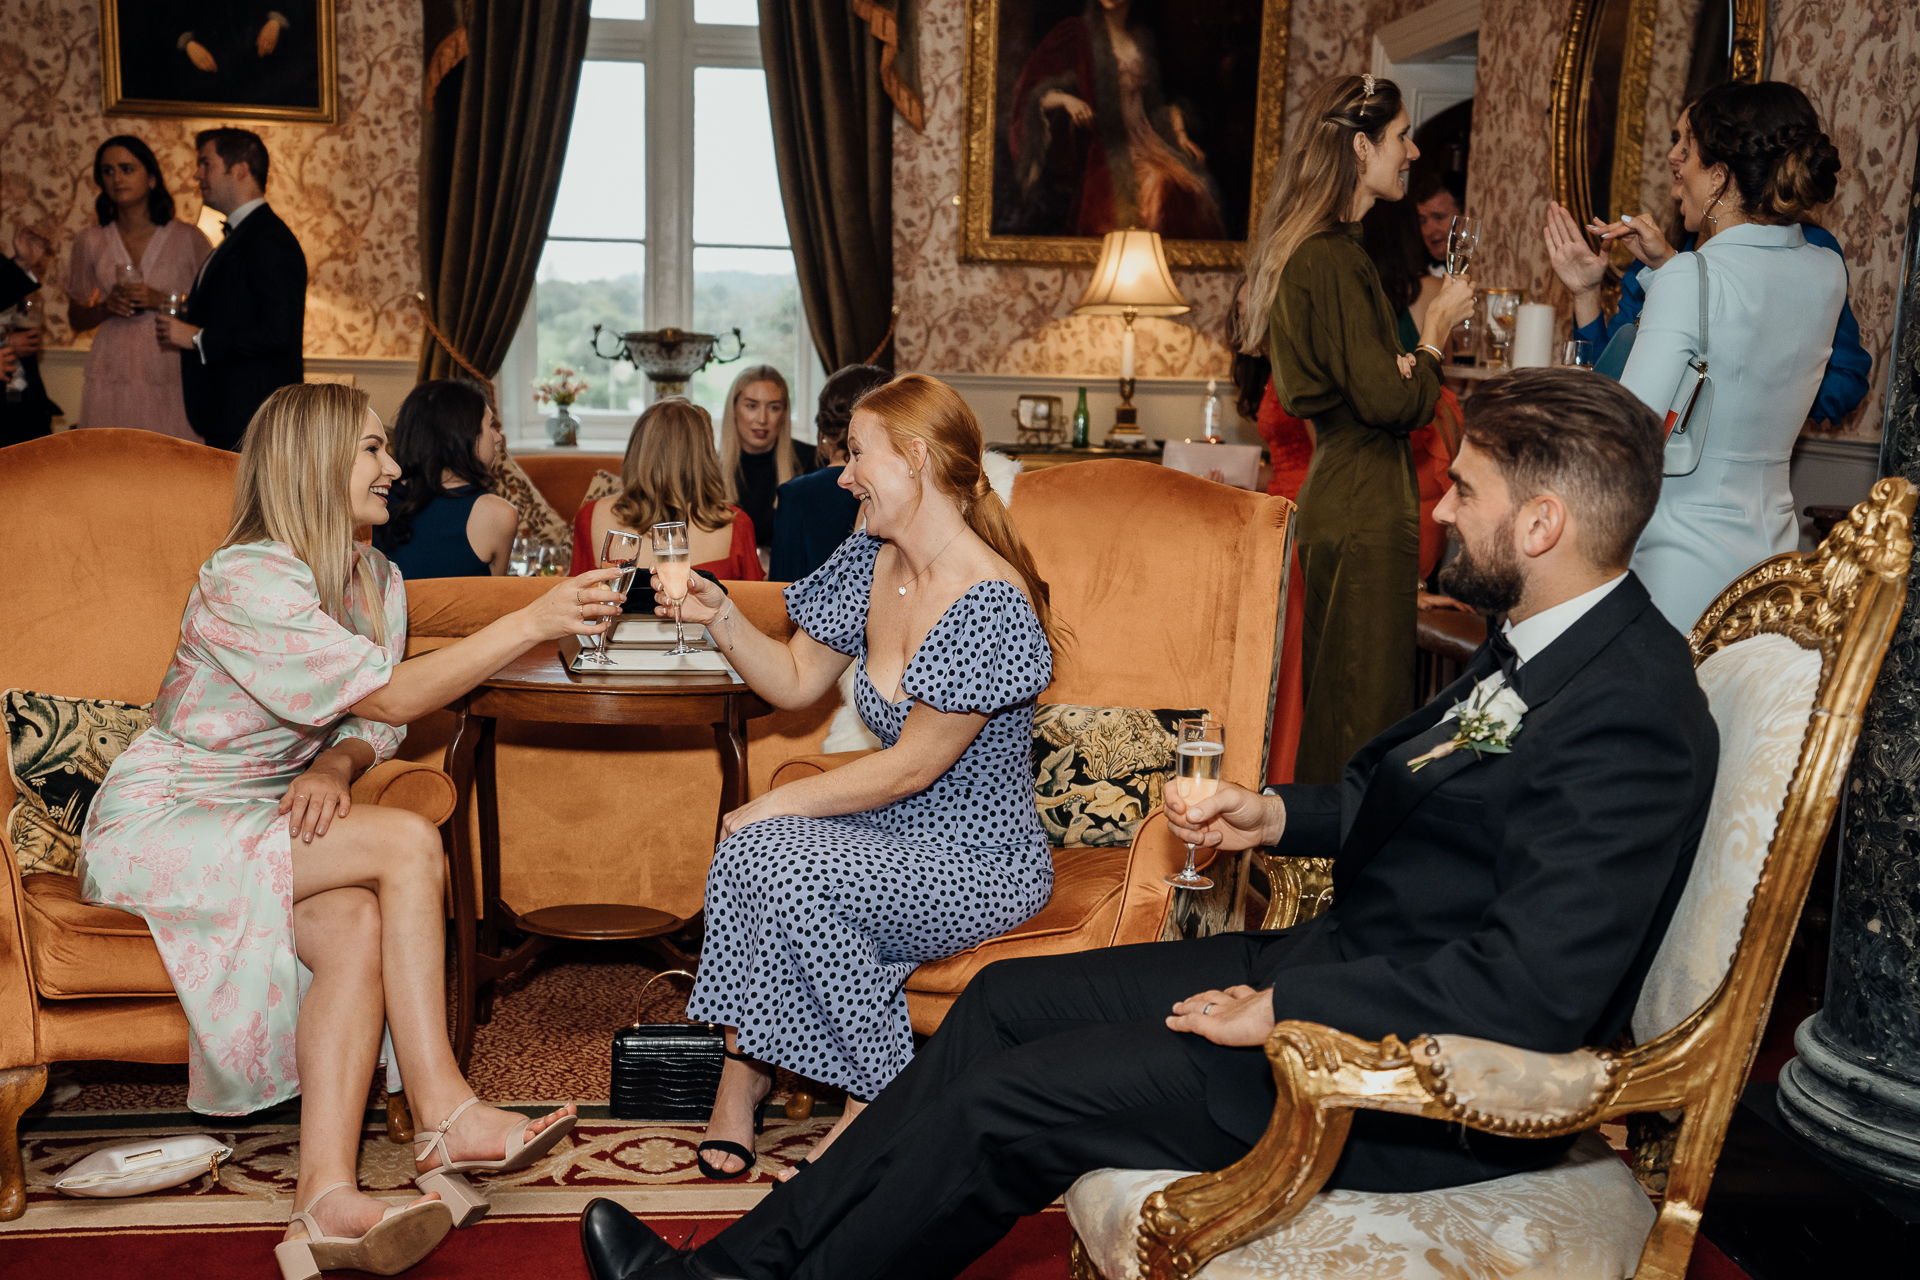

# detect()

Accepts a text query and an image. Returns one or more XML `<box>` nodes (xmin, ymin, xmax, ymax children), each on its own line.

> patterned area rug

<box><xmin>30</xmin><ymin>940</ymin><xmax>834</xmax><ymax>1117</ymax></box>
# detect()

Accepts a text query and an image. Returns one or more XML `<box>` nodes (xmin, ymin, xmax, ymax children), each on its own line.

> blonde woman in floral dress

<box><xmin>78</xmin><ymin>384</ymin><xmax>626</xmax><ymax>1280</ymax></box>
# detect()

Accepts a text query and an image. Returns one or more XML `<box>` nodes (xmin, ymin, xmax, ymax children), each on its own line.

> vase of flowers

<box><xmin>533</xmin><ymin>366</ymin><xmax>591</xmax><ymax>446</ymax></box>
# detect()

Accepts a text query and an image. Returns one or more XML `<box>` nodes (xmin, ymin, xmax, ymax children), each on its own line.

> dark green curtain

<box><xmin>418</xmin><ymin>0</ymin><xmax>592</xmax><ymax>380</ymax></box>
<box><xmin>758</xmin><ymin>0</ymin><xmax>896</xmax><ymax>371</ymax></box>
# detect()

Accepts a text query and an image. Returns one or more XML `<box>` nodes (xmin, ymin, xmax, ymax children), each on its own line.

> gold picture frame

<box><xmin>100</xmin><ymin>0</ymin><xmax>339</xmax><ymax>125</ymax></box>
<box><xmin>1551</xmin><ymin>0</ymin><xmax>1764</xmax><ymax>271</ymax></box>
<box><xmin>961</xmin><ymin>0</ymin><xmax>1290</xmax><ymax>270</ymax></box>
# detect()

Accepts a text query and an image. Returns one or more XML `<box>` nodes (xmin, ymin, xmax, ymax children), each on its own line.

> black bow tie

<box><xmin>1485</xmin><ymin>627</ymin><xmax>1520</xmax><ymax>684</ymax></box>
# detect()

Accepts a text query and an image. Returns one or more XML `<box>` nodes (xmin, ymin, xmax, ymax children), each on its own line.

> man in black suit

<box><xmin>580</xmin><ymin>369</ymin><xmax>1721</xmax><ymax>1280</ymax></box>
<box><xmin>156</xmin><ymin>127</ymin><xmax>305</xmax><ymax>450</ymax></box>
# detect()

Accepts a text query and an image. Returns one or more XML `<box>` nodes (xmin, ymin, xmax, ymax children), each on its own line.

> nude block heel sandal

<box><xmin>272</xmin><ymin>1181</ymin><xmax>453</xmax><ymax>1280</ymax></box>
<box><xmin>412</xmin><ymin>1096</ymin><xmax>579</xmax><ymax>1228</ymax></box>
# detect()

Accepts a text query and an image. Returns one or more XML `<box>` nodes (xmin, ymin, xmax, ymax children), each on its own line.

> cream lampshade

<box><xmin>1072</xmin><ymin>230</ymin><xmax>1190</xmax><ymax>444</ymax></box>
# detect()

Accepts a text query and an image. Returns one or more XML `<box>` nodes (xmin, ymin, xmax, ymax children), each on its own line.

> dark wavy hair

<box><xmin>92</xmin><ymin>135</ymin><xmax>175</xmax><ymax>227</ymax></box>
<box><xmin>383</xmin><ymin>379</ymin><xmax>494</xmax><ymax>547</ymax></box>
<box><xmin>1688</xmin><ymin>81</ymin><xmax>1840</xmax><ymax>225</ymax></box>
<box><xmin>815</xmin><ymin>364</ymin><xmax>892</xmax><ymax>460</ymax></box>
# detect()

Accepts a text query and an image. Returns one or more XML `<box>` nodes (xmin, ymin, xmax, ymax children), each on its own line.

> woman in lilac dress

<box><xmin>66</xmin><ymin>135</ymin><xmax>212</xmax><ymax>440</ymax></box>
<box><xmin>80</xmin><ymin>385</ymin><xmax>625</xmax><ymax>1279</ymax></box>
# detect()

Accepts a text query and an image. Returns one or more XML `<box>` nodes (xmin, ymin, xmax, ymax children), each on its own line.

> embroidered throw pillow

<box><xmin>3</xmin><ymin>690</ymin><xmax>152</xmax><ymax>876</ymax></box>
<box><xmin>488</xmin><ymin>447</ymin><xmax>575</xmax><ymax>558</ymax></box>
<box><xmin>582</xmin><ymin>468</ymin><xmax>623</xmax><ymax>508</ymax></box>
<box><xmin>1032</xmin><ymin>704</ymin><xmax>1208</xmax><ymax>848</ymax></box>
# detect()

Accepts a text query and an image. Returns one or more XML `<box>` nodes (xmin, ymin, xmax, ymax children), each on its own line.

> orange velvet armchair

<box><xmin>775</xmin><ymin>459</ymin><xmax>1295</xmax><ymax>1035</ymax></box>
<box><xmin>0</xmin><ymin>431</ymin><xmax>457</xmax><ymax>1221</ymax></box>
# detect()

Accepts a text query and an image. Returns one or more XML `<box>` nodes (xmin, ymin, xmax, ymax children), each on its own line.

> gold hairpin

<box><xmin>1362</xmin><ymin>73</ymin><xmax>1375</xmax><ymax>98</ymax></box>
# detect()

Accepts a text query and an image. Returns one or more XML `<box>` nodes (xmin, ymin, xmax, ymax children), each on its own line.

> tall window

<box><xmin>500</xmin><ymin>0</ymin><xmax>823</xmax><ymax>446</ymax></box>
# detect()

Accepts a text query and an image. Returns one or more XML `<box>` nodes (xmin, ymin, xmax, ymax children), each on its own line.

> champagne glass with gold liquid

<box><xmin>651</xmin><ymin>522</ymin><xmax>698</xmax><ymax>655</ymax></box>
<box><xmin>1165</xmin><ymin>717</ymin><xmax>1224</xmax><ymax>890</ymax></box>
<box><xmin>578</xmin><ymin>529</ymin><xmax>641</xmax><ymax>667</ymax></box>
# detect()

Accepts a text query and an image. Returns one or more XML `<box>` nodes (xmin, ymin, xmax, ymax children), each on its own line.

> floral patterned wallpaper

<box><xmin>900</xmin><ymin>0</ymin><xmax>1917</xmax><ymax>444</ymax></box>
<box><xmin>0</xmin><ymin>0</ymin><xmax>422</xmax><ymax>360</ymax></box>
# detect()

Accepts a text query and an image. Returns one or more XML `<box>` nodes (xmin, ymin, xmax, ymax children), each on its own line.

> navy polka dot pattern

<box><xmin>687</xmin><ymin>533</ymin><xmax>1055</xmax><ymax>1099</ymax></box>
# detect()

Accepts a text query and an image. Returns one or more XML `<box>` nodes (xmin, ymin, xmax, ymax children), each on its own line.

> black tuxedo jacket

<box><xmin>1200</xmin><ymin>574</ymin><xmax>1719</xmax><ymax>1188</ymax></box>
<box><xmin>180</xmin><ymin>204</ymin><xmax>306</xmax><ymax>450</ymax></box>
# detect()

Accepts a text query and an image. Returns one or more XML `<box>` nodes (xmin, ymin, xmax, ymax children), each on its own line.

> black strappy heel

<box><xmin>695</xmin><ymin>1050</ymin><xmax>766</xmax><ymax>1182</ymax></box>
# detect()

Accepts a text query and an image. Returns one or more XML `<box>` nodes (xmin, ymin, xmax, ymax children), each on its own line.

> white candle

<box><xmin>1120</xmin><ymin>324</ymin><xmax>1136</xmax><ymax>380</ymax></box>
<box><xmin>1512</xmin><ymin>304</ymin><xmax>1556</xmax><ymax>368</ymax></box>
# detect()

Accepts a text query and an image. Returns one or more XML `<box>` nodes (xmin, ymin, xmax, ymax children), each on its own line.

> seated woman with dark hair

<box><xmin>79</xmin><ymin>384</ymin><xmax>623</xmax><ymax>1279</ymax></box>
<box><xmin>371</xmin><ymin>379</ymin><xmax>519</xmax><ymax>578</ymax></box>
<box><xmin>570</xmin><ymin>396</ymin><xmax>765</xmax><ymax>588</ymax></box>
<box><xmin>771</xmin><ymin>363</ymin><xmax>892</xmax><ymax>582</ymax></box>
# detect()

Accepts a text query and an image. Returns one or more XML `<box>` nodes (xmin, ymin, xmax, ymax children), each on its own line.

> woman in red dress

<box><xmin>570</xmin><ymin>397</ymin><xmax>766</xmax><ymax>584</ymax></box>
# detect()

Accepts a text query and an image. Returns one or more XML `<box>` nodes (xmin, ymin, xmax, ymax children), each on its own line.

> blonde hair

<box><xmin>854</xmin><ymin>373</ymin><xmax>1064</xmax><ymax>658</ymax></box>
<box><xmin>718</xmin><ymin>364</ymin><xmax>799</xmax><ymax>486</ymax></box>
<box><xmin>1240</xmin><ymin>74</ymin><xmax>1404</xmax><ymax>353</ymax></box>
<box><xmin>610</xmin><ymin>397</ymin><xmax>737</xmax><ymax>533</ymax></box>
<box><xmin>224</xmin><ymin>383</ymin><xmax>388</xmax><ymax>646</ymax></box>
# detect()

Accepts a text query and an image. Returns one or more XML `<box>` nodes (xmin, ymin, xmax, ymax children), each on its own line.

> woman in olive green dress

<box><xmin>1241</xmin><ymin>74</ymin><xmax>1476</xmax><ymax>783</ymax></box>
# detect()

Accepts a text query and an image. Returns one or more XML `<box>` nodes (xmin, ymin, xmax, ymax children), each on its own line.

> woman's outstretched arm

<box><xmin>653</xmin><ymin>569</ymin><xmax>852</xmax><ymax>710</ymax></box>
<box><xmin>350</xmin><ymin>568</ymin><xmax>625</xmax><ymax>725</ymax></box>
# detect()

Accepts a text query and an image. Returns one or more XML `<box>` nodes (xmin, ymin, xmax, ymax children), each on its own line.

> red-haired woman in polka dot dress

<box><xmin>652</xmin><ymin>374</ymin><xmax>1065</xmax><ymax>1180</ymax></box>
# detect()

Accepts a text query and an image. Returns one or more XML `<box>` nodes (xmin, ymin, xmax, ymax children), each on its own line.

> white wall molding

<box><xmin>39</xmin><ymin>349</ymin><xmax>421</xmax><ymax>431</ymax></box>
<box><xmin>1376</xmin><ymin>0</ymin><xmax>1481</xmax><ymax>64</ymax></box>
<box><xmin>1789</xmin><ymin>434</ymin><xmax>1882</xmax><ymax>549</ymax></box>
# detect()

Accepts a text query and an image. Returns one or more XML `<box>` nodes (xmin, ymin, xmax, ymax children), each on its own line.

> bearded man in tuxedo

<box><xmin>580</xmin><ymin>368</ymin><xmax>1721</xmax><ymax>1280</ymax></box>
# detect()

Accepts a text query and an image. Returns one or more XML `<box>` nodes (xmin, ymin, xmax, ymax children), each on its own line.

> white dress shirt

<box><xmin>1443</xmin><ymin>573</ymin><xmax>1628</xmax><ymax>720</ymax></box>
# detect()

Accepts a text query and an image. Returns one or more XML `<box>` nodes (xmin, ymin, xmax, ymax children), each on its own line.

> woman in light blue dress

<box><xmin>1566</xmin><ymin>81</ymin><xmax>1846</xmax><ymax>631</ymax></box>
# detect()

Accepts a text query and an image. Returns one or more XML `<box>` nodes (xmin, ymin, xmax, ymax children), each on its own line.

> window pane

<box><xmin>689</xmin><ymin>247</ymin><xmax>804</xmax><ymax>425</ymax></box>
<box><xmin>550</xmin><ymin>61</ymin><xmax>646</xmax><ymax>241</ymax></box>
<box><xmin>694</xmin><ymin>0</ymin><xmax>758</xmax><ymax>24</ymax></box>
<box><xmin>537</xmin><ymin>241</ymin><xmax>650</xmax><ymax>415</ymax></box>
<box><xmin>591</xmin><ymin>0</ymin><xmax>646</xmax><ymax>18</ymax></box>
<box><xmin>693</xmin><ymin>67</ymin><xmax>788</xmax><ymax>248</ymax></box>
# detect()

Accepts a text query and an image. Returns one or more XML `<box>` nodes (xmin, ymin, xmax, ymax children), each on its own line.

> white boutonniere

<box><xmin>1408</xmin><ymin>683</ymin><xmax>1528</xmax><ymax>773</ymax></box>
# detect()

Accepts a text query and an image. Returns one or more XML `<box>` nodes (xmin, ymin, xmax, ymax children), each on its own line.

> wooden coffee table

<box><xmin>441</xmin><ymin>637</ymin><xmax>772</xmax><ymax>1068</ymax></box>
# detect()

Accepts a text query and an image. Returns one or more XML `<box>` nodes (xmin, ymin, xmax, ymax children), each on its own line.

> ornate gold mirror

<box><xmin>1552</xmin><ymin>0</ymin><xmax>1765</xmax><ymax>273</ymax></box>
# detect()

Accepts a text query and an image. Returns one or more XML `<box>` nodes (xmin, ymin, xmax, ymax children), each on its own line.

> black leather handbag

<box><xmin>609</xmin><ymin>970</ymin><xmax>726</xmax><ymax>1121</ymax></box>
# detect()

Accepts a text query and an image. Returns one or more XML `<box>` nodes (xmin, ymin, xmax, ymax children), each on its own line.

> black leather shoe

<box><xmin>619</xmin><ymin>1248</ymin><xmax>748</xmax><ymax>1280</ymax></box>
<box><xmin>580</xmin><ymin>1197</ymin><xmax>676</xmax><ymax>1280</ymax></box>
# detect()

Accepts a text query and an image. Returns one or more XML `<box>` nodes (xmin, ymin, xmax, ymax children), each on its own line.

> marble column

<box><xmin>1776</xmin><ymin>147</ymin><xmax>1920</xmax><ymax>1190</ymax></box>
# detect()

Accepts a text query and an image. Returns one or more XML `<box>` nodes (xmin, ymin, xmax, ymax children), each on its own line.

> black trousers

<box><xmin>712</xmin><ymin>934</ymin><xmax>1274</xmax><ymax>1280</ymax></box>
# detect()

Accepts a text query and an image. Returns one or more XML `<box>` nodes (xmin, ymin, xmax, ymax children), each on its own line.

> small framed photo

<box><xmin>961</xmin><ymin>0</ymin><xmax>1290</xmax><ymax>269</ymax></box>
<box><xmin>99</xmin><ymin>0</ymin><xmax>339</xmax><ymax>125</ymax></box>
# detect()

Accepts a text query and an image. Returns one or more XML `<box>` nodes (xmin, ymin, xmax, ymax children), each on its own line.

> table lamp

<box><xmin>1072</xmin><ymin>229</ymin><xmax>1190</xmax><ymax>445</ymax></box>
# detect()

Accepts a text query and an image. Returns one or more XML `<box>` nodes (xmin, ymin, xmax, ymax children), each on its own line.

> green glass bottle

<box><xmin>1071</xmin><ymin>386</ymin><xmax>1091</xmax><ymax>447</ymax></box>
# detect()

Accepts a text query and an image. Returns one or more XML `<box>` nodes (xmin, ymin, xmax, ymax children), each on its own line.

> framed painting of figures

<box><xmin>962</xmin><ymin>0</ymin><xmax>1289</xmax><ymax>268</ymax></box>
<box><xmin>100</xmin><ymin>0</ymin><xmax>339</xmax><ymax>125</ymax></box>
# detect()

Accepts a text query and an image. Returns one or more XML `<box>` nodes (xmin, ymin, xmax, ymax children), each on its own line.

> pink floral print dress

<box><xmin>79</xmin><ymin>541</ymin><xmax>409</xmax><ymax>1115</ymax></box>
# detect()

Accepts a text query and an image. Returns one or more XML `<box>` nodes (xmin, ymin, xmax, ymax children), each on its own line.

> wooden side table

<box><xmin>440</xmin><ymin>639</ymin><xmax>772</xmax><ymax>1068</ymax></box>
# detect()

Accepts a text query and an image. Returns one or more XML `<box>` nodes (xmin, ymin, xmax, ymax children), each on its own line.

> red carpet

<box><xmin>0</xmin><ymin>1208</ymin><xmax>1072</xmax><ymax>1278</ymax></box>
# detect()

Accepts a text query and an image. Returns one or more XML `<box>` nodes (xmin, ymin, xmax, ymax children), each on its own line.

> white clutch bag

<box><xmin>54</xmin><ymin>1134</ymin><xmax>232</xmax><ymax>1198</ymax></box>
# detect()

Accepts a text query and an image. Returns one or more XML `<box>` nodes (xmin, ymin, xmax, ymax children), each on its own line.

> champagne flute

<box><xmin>651</xmin><ymin>522</ymin><xmax>698</xmax><ymax>656</ymax></box>
<box><xmin>1164</xmin><ymin>717</ymin><xmax>1225</xmax><ymax>890</ymax></box>
<box><xmin>578</xmin><ymin>529</ymin><xmax>641</xmax><ymax>667</ymax></box>
<box><xmin>1446</xmin><ymin>216</ymin><xmax>1482</xmax><ymax>277</ymax></box>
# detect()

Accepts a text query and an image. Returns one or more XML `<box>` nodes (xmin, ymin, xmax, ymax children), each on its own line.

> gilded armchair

<box><xmin>1067</xmin><ymin>478</ymin><xmax>1916</xmax><ymax>1280</ymax></box>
